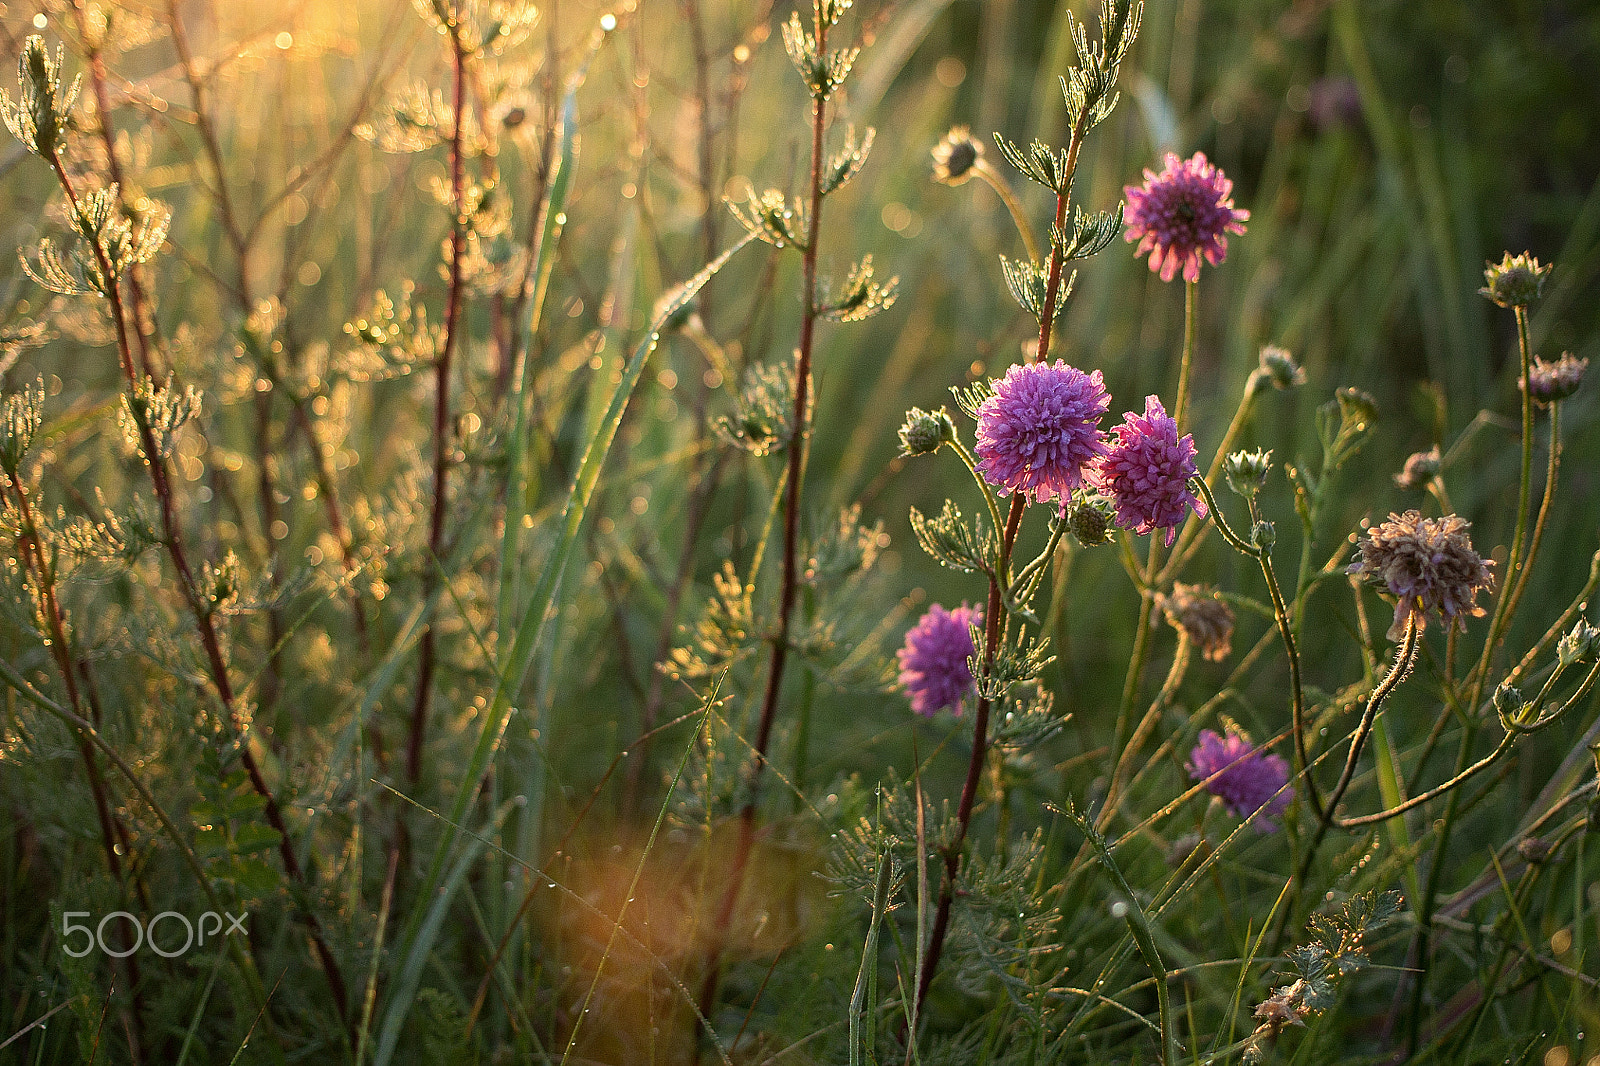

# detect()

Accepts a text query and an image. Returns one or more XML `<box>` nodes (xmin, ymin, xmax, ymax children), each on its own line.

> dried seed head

<box><xmin>1524</xmin><ymin>352</ymin><xmax>1587</xmax><ymax>405</ymax></box>
<box><xmin>931</xmin><ymin>126</ymin><xmax>983</xmax><ymax>185</ymax></box>
<box><xmin>1160</xmin><ymin>583</ymin><xmax>1235</xmax><ymax>662</ymax></box>
<box><xmin>1348</xmin><ymin>510</ymin><xmax>1494</xmax><ymax>638</ymax></box>
<box><xmin>1479</xmin><ymin>251</ymin><xmax>1551</xmax><ymax>308</ymax></box>
<box><xmin>1393</xmin><ymin>446</ymin><xmax>1441</xmax><ymax>489</ymax></box>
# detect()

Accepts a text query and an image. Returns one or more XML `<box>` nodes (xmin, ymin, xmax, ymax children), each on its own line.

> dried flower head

<box><xmin>897</xmin><ymin>603</ymin><xmax>981</xmax><ymax>717</ymax></box>
<box><xmin>1479</xmin><ymin>251</ymin><xmax>1551</xmax><ymax>309</ymax></box>
<box><xmin>1347</xmin><ymin>511</ymin><xmax>1494</xmax><ymax>638</ymax></box>
<box><xmin>1092</xmin><ymin>395</ymin><xmax>1207</xmax><ymax>546</ymax></box>
<box><xmin>1524</xmin><ymin>352</ymin><xmax>1587</xmax><ymax>405</ymax></box>
<box><xmin>1124</xmin><ymin>151</ymin><xmax>1249</xmax><ymax>282</ymax></box>
<box><xmin>974</xmin><ymin>360</ymin><xmax>1111</xmax><ymax>507</ymax></box>
<box><xmin>932</xmin><ymin>126</ymin><xmax>983</xmax><ymax>186</ymax></box>
<box><xmin>1161</xmin><ymin>584</ymin><xmax>1235</xmax><ymax>662</ymax></box>
<box><xmin>1187</xmin><ymin>728</ymin><xmax>1292</xmax><ymax>831</ymax></box>
<box><xmin>1258</xmin><ymin>345</ymin><xmax>1305</xmax><ymax>390</ymax></box>
<box><xmin>1393</xmin><ymin>446</ymin><xmax>1441</xmax><ymax>489</ymax></box>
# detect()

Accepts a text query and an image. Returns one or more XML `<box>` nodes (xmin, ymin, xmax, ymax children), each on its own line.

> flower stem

<box><xmin>700</xmin><ymin>7</ymin><xmax>834</xmax><ymax>1025</ymax></box>
<box><xmin>406</xmin><ymin>17</ymin><xmax>471</xmax><ymax>785</ymax></box>
<box><xmin>974</xmin><ymin>158</ymin><xmax>1043</xmax><ymax>266</ymax></box>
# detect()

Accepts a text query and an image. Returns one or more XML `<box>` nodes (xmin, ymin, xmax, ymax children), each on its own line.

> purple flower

<box><xmin>1092</xmin><ymin>395</ymin><xmax>1207</xmax><ymax>547</ymax></box>
<box><xmin>897</xmin><ymin>604</ymin><xmax>981</xmax><ymax>717</ymax></box>
<box><xmin>1187</xmin><ymin>729</ymin><xmax>1292</xmax><ymax>831</ymax></box>
<box><xmin>1124</xmin><ymin>151</ymin><xmax>1249</xmax><ymax>283</ymax></box>
<box><xmin>974</xmin><ymin>360</ymin><xmax>1111</xmax><ymax>507</ymax></box>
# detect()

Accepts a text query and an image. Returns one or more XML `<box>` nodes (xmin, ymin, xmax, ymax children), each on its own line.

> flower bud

<box><xmin>897</xmin><ymin>406</ymin><xmax>956</xmax><ymax>457</ymax></box>
<box><xmin>1066</xmin><ymin>493</ymin><xmax>1117</xmax><ymax>547</ymax></box>
<box><xmin>1517</xmin><ymin>836</ymin><xmax>1552</xmax><ymax>865</ymax></box>
<box><xmin>1251</xmin><ymin>519</ymin><xmax>1276</xmax><ymax>551</ymax></box>
<box><xmin>1493</xmin><ymin>681</ymin><xmax>1524</xmax><ymax>719</ymax></box>
<box><xmin>1557</xmin><ymin>618</ymin><xmax>1600</xmax><ymax>669</ymax></box>
<box><xmin>1223</xmin><ymin>448</ymin><xmax>1272</xmax><ymax>499</ymax></box>
<box><xmin>1393</xmin><ymin>446</ymin><xmax>1441</xmax><ymax>489</ymax></box>
<box><xmin>1258</xmin><ymin>346</ymin><xmax>1304</xmax><ymax>390</ymax></box>
<box><xmin>1479</xmin><ymin>251</ymin><xmax>1551</xmax><ymax>309</ymax></box>
<box><xmin>1525</xmin><ymin>352</ymin><xmax>1587</xmax><ymax>405</ymax></box>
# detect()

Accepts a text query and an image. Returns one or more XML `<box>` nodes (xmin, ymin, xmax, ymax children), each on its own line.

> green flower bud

<box><xmin>897</xmin><ymin>406</ymin><xmax>956</xmax><ymax>457</ymax></box>
<box><xmin>1223</xmin><ymin>448</ymin><xmax>1272</xmax><ymax>499</ymax></box>
<box><xmin>1479</xmin><ymin>251</ymin><xmax>1551</xmax><ymax>309</ymax></box>
<box><xmin>1257</xmin><ymin>346</ymin><xmax>1304</xmax><ymax>390</ymax></box>
<box><xmin>1066</xmin><ymin>493</ymin><xmax>1117</xmax><ymax>547</ymax></box>
<box><xmin>1557</xmin><ymin>619</ymin><xmax>1600</xmax><ymax>669</ymax></box>
<box><xmin>1251</xmin><ymin>519</ymin><xmax>1276</xmax><ymax>551</ymax></box>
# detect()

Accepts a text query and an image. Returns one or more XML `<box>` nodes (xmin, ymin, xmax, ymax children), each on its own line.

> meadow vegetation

<box><xmin>0</xmin><ymin>0</ymin><xmax>1598</xmax><ymax>1062</ymax></box>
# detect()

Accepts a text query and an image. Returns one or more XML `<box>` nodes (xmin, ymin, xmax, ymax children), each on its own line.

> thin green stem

<box><xmin>973</xmin><ymin>158</ymin><xmax>1043</xmax><ymax>266</ymax></box>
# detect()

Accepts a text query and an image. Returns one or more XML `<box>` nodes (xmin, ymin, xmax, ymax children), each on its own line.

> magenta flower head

<box><xmin>1124</xmin><ymin>151</ymin><xmax>1250</xmax><ymax>282</ymax></box>
<box><xmin>1092</xmin><ymin>395</ymin><xmax>1207</xmax><ymax>546</ymax></box>
<box><xmin>1187</xmin><ymin>729</ymin><xmax>1292</xmax><ymax>831</ymax></box>
<box><xmin>974</xmin><ymin>360</ymin><xmax>1111</xmax><ymax>507</ymax></box>
<box><xmin>897</xmin><ymin>603</ymin><xmax>981</xmax><ymax>718</ymax></box>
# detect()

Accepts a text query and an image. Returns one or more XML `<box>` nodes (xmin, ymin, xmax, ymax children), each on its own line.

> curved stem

<box><xmin>973</xmin><ymin>158</ymin><xmax>1043</xmax><ymax>266</ymax></box>
<box><xmin>1251</xmin><ymin>501</ymin><xmax>1320</xmax><ymax>820</ymax></box>
<box><xmin>1325</xmin><ymin>613</ymin><xmax>1422</xmax><ymax>817</ymax></box>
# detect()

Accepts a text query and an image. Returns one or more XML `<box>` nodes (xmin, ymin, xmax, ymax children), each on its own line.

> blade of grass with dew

<box><xmin>173</xmin><ymin>949</ymin><xmax>225</xmax><ymax>1066</ymax></box>
<box><xmin>1371</xmin><ymin>715</ymin><xmax>1421</xmax><ymax>908</ymax></box>
<box><xmin>497</xmin><ymin>42</ymin><xmax>583</xmax><ymax>649</ymax></box>
<box><xmin>560</xmin><ymin>677</ymin><xmax>724</xmax><ymax>1065</ymax></box>
<box><xmin>849</xmin><ymin>839</ymin><xmax>894</xmax><ymax>1066</ymax></box>
<box><xmin>372</xmin><ymin>795</ymin><xmax>516</xmax><ymax>1066</ymax></box>
<box><xmin>396</xmin><ymin>228</ymin><xmax>759</xmax><ymax>1026</ymax></box>
<box><xmin>1054</xmin><ymin>801</ymin><xmax>1177</xmax><ymax>1066</ymax></box>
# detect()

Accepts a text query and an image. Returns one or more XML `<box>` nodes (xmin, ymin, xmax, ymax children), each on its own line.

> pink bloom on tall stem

<box><xmin>1124</xmin><ymin>151</ymin><xmax>1249</xmax><ymax>282</ymax></box>
<box><xmin>974</xmin><ymin>360</ymin><xmax>1111</xmax><ymax>508</ymax></box>
<box><xmin>898</xmin><ymin>604</ymin><xmax>982</xmax><ymax>717</ymax></box>
<box><xmin>1092</xmin><ymin>395</ymin><xmax>1207</xmax><ymax>547</ymax></box>
<box><xmin>1187</xmin><ymin>729</ymin><xmax>1292</xmax><ymax>831</ymax></box>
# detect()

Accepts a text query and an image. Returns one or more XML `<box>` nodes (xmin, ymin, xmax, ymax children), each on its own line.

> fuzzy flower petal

<box><xmin>897</xmin><ymin>603</ymin><xmax>981</xmax><ymax>717</ymax></box>
<box><xmin>1092</xmin><ymin>395</ymin><xmax>1206</xmax><ymax>546</ymax></box>
<box><xmin>974</xmin><ymin>360</ymin><xmax>1111</xmax><ymax>507</ymax></box>
<box><xmin>1124</xmin><ymin>151</ymin><xmax>1249</xmax><ymax>283</ymax></box>
<box><xmin>1187</xmin><ymin>729</ymin><xmax>1292</xmax><ymax>831</ymax></box>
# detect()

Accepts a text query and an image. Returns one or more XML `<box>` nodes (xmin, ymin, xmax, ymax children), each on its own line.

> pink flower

<box><xmin>1124</xmin><ymin>151</ymin><xmax>1249</xmax><ymax>282</ymax></box>
<box><xmin>1092</xmin><ymin>395</ymin><xmax>1206</xmax><ymax>547</ymax></box>
<box><xmin>974</xmin><ymin>360</ymin><xmax>1111</xmax><ymax>507</ymax></box>
<box><xmin>897</xmin><ymin>604</ymin><xmax>982</xmax><ymax>717</ymax></box>
<box><xmin>1188</xmin><ymin>730</ymin><xmax>1292</xmax><ymax>831</ymax></box>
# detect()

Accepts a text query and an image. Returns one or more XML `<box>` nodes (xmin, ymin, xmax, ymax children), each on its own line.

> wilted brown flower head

<box><xmin>1393</xmin><ymin>446</ymin><xmax>1441</xmax><ymax>489</ymax></box>
<box><xmin>1524</xmin><ymin>352</ymin><xmax>1587</xmax><ymax>405</ymax></box>
<box><xmin>1347</xmin><ymin>511</ymin><xmax>1494</xmax><ymax>638</ymax></box>
<box><xmin>1160</xmin><ymin>583</ymin><xmax>1235</xmax><ymax>661</ymax></box>
<box><xmin>932</xmin><ymin>126</ymin><xmax>983</xmax><ymax>185</ymax></box>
